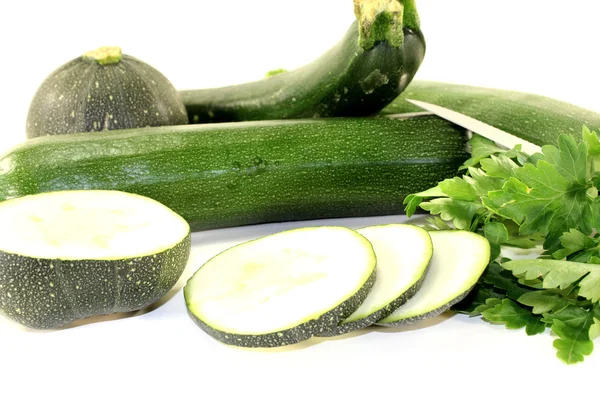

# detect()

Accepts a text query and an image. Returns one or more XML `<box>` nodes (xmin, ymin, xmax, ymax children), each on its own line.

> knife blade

<box><xmin>404</xmin><ymin>98</ymin><xmax>543</xmax><ymax>155</ymax></box>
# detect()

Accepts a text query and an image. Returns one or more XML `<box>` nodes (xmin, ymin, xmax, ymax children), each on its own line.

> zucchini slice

<box><xmin>318</xmin><ymin>224</ymin><xmax>432</xmax><ymax>337</ymax></box>
<box><xmin>377</xmin><ymin>230</ymin><xmax>490</xmax><ymax>326</ymax></box>
<box><xmin>0</xmin><ymin>190</ymin><xmax>191</xmax><ymax>330</ymax></box>
<box><xmin>184</xmin><ymin>226</ymin><xmax>376</xmax><ymax>348</ymax></box>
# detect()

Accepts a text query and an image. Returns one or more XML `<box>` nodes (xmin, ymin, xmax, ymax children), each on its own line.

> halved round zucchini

<box><xmin>318</xmin><ymin>224</ymin><xmax>432</xmax><ymax>337</ymax></box>
<box><xmin>377</xmin><ymin>230</ymin><xmax>490</xmax><ymax>326</ymax></box>
<box><xmin>184</xmin><ymin>226</ymin><xmax>376</xmax><ymax>348</ymax></box>
<box><xmin>0</xmin><ymin>190</ymin><xmax>191</xmax><ymax>330</ymax></box>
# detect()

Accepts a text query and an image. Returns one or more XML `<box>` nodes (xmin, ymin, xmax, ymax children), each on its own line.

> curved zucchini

<box><xmin>0</xmin><ymin>190</ymin><xmax>191</xmax><ymax>330</ymax></box>
<box><xmin>380</xmin><ymin>80</ymin><xmax>600</xmax><ymax>146</ymax></box>
<box><xmin>179</xmin><ymin>0</ymin><xmax>425</xmax><ymax>123</ymax></box>
<box><xmin>184</xmin><ymin>226</ymin><xmax>376</xmax><ymax>348</ymax></box>
<box><xmin>0</xmin><ymin>114</ymin><xmax>469</xmax><ymax>232</ymax></box>
<box><xmin>377</xmin><ymin>230</ymin><xmax>490</xmax><ymax>326</ymax></box>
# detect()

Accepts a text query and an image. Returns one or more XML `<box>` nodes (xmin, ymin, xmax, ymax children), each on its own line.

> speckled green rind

<box><xmin>26</xmin><ymin>53</ymin><xmax>188</xmax><ymax>139</ymax></box>
<box><xmin>185</xmin><ymin>269</ymin><xmax>376</xmax><ymax>348</ymax></box>
<box><xmin>380</xmin><ymin>80</ymin><xmax>600</xmax><ymax>146</ymax></box>
<box><xmin>179</xmin><ymin>20</ymin><xmax>425</xmax><ymax>123</ymax></box>
<box><xmin>0</xmin><ymin>234</ymin><xmax>190</xmax><ymax>330</ymax></box>
<box><xmin>374</xmin><ymin>284</ymin><xmax>475</xmax><ymax>327</ymax></box>
<box><xmin>0</xmin><ymin>115</ymin><xmax>469</xmax><ymax>232</ymax></box>
<box><xmin>316</xmin><ymin>263</ymin><xmax>429</xmax><ymax>337</ymax></box>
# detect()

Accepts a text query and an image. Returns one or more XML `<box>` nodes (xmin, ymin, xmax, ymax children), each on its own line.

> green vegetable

<box><xmin>183</xmin><ymin>226</ymin><xmax>377</xmax><ymax>348</ymax></box>
<box><xmin>377</xmin><ymin>230</ymin><xmax>490</xmax><ymax>326</ymax></box>
<box><xmin>405</xmin><ymin>126</ymin><xmax>600</xmax><ymax>364</ymax></box>
<box><xmin>381</xmin><ymin>80</ymin><xmax>600</xmax><ymax>146</ymax></box>
<box><xmin>179</xmin><ymin>0</ymin><xmax>425</xmax><ymax>123</ymax></box>
<box><xmin>318</xmin><ymin>224</ymin><xmax>432</xmax><ymax>337</ymax></box>
<box><xmin>26</xmin><ymin>46</ymin><xmax>188</xmax><ymax>139</ymax></box>
<box><xmin>0</xmin><ymin>190</ymin><xmax>191</xmax><ymax>330</ymax></box>
<box><xmin>264</xmin><ymin>68</ymin><xmax>288</xmax><ymax>78</ymax></box>
<box><xmin>0</xmin><ymin>114</ymin><xmax>470</xmax><ymax>232</ymax></box>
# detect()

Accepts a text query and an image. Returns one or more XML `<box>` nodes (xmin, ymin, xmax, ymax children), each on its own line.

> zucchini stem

<box><xmin>354</xmin><ymin>0</ymin><xmax>404</xmax><ymax>50</ymax></box>
<box><xmin>354</xmin><ymin>0</ymin><xmax>421</xmax><ymax>50</ymax></box>
<box><xmin>83</xmin><ymin>46</ymin><xmax>122</xmax><ymax>65</ymax></box>
<box><xmin>401</xmin><ymin>0</ymin><xmax>421</xmax><ymax>32</ymax></box>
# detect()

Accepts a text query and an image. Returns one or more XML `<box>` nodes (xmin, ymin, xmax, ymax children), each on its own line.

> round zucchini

<box><xmin>0</xmin><ymin>190</ymin><xmax>191</xmax><ymax>330</ymax></box>
<box><xmin>179</xmin><ymin>0</ymin><xmax>426</xmax><ymax>123</ymax></box>
<box><xmin>26</xmin><ymin>46</ymin><xmax>188</xmax><ymax>139</ymax></box>
<box><xmin>184</xmin><ymin>226</ymin><xmax>376</xmax><ymax>348</ymax></box>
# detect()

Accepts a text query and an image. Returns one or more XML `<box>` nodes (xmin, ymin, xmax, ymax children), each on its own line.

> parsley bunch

<box><xmin>405</xmin><ymin>127</ymin><xmax>600</xmax><ymax>364</ymax></box>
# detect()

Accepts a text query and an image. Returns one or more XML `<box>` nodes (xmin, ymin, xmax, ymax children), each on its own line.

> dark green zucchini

<box><xmin>380</xmin><ymin>80</ymin><xmax>600</xmax><ymax>146</ymax></box>
<box><xmin>0</xmin><ymin>114</ymin><xmax>468</xmax><ymax>232</ymax></box>
<box><xmin>179</xmin><ymin>0</ymin><xmax>426</xmax><ymax>124</ymax></box>
<box><xmin>26</xmin><ymin>46</ymin><xmax>188</xmax><ymax>139</ymax></box>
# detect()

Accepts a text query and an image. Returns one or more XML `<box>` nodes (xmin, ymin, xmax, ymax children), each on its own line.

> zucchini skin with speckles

<box><xmin>179</xmin><ymin>21</ymin><xmax>426</xmax><ymax>124</ymax></box>
<box><xmin>0</xmin><ymin>114</ymin><xmax>468</xmax><ymax>232</ymax></box>
<box><xmin>0</xmin><ymin>235</ymin><xmax>191</xmax><ymax>330</ymax></box>
<box><xmin>26</xmin><ymin>53</ymin><xmax>188</xmax><ymax>139</ymax></box>
<box><xmin>375</xmin><ymin>285</ymin><xmax>474</xmax><ymax>327</ymax></box>
<box><xmin>381</xmin><ymin>80</ymin><xmax>600</xmax><ymax>146</ymax></box>
<box><xmin>317</xmin><ymin>267</ymin><xmax>427</xmax><ymax>337</ymax></box>
<box><xmin>186</xmin><ymin>268</ymin><xmax>376</xmax><ymax>348</ymax></box>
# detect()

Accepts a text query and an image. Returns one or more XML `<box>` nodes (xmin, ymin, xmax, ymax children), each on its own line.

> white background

<box><xmin>0</xmin><ymin>0</ymin><xmax>599</xmax><ymax>399</ymax></box>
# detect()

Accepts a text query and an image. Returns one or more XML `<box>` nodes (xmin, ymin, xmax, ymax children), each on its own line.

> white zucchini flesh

<box><xmin>184</xmin><ymin>226</ymin><xmax>376</xmax><ymax>347</ymax></box>
<box><xmin>0</xmin><ymin>190</ymin><xmax>190</xmax><ymax>260</ymax></box>
<box><xmin>319</xmin><ymin>224</ymin><xmax>432</xmax><ymax>336</ymax></box>
<box><xmin>377</xmin><ymin>230</ymin><xmax>490</xmax><ymax>326</ymax></box>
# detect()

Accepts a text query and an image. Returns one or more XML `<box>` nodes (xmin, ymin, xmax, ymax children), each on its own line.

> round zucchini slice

<box><xmin>377</xmin><ymin>230</ymin><xmax>490</xmax><ymax>326</ymax></box>
<box><xmin>184</xmin><ymin>226</ymin><xmax>376</xmax><ymax>348</ymax></box>
<box><xmin>0</xmin><ymin>190</ymin><xmax>191</xmax><ymax>330</ymax></box>
<box><xmin>318</xmin><ymin>224</ymin><xmax>432</xmax><ymax>337</ymax></box>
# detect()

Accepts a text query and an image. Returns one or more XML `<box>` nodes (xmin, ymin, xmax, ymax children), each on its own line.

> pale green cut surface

<box><xmin>378</xmin><ymin>230</ymin><xmax>490</xmax><ymax>323</ymax></box>
<box><xmin>0</xmin><ymin>190</ymin><xmax>190</xmax><ymax>260</ymax></box>
<box><xmin>185</xmin><ymin>226</ymin><xmax>376</xmax><ymax>335</ymax></box>
<box><xmin>343</xmin><ymin>224</ymin><xmax>432</xmax><ymax>323</ymax></box>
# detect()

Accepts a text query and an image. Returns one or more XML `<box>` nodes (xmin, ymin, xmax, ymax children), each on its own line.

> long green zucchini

<box><xmin>380</xmin><ymin>80</ymin><xmax>600</xmax><ymax>146</ymax></box>
<box><xmin>179</xmin><ymin>0</ymin><xmax>426</xmax><ymax>124</ymax></box>
<box><xmin>0</xmin><ymin>115</ymin><xmax>469</xmax><ymax>232</ymax></box>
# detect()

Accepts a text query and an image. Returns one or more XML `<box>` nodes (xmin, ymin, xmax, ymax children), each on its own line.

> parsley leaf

<box><xmin>482</xmin><ymin>135</ymin><xmax>596</xmax><ymax>252</ymax></box>
<box><xmin>484</xmin><ymin>222</ymin><xmax>508</xmax><ymax>261</ymax></box>
<box><xmin>452</xmin><ymin>283</ymin><xmax>506</xmax><ymax>316</ymax></box>
<box><xmin>480</xmin><ymin>154</ymin><xmax>519</xmax><ymax>179</ymax></box>
<box><xmin>590</xmin><ymin>317</ymin><xmax>600</xmax><ymax>341</ymax></box>
<box><xmin>517</xmin><ymin>290</ymin><xmax>575</xmax><ymax>314</ymax></box>
<box><xmin>483</xmin><ymin>262</ymin><xmax>534</xmax><ymax>300</ymax></box>
<box><xmin>552</xmin><ymin>229</ymin><xmax>598</xmax><ymax>260</ymax></box>
<box><xmin>404</xmin><ymin>127</ymin><xmax>600</xmax><ymax>364</ymax></box>
<box><xmin>403</xmin><ymin>186</ymin><xmax>446</xmax><ymax>217</ymax></box>
<box><xmin>502</xmin><ymin>259</ymin><xmax>600</xmax><ymax>302</ymax></box>
<box><xmin>543</xmin><ymin>305</ymin><xmax>595</xmax><ymax>364</ymax></box>
<box><xmin>481</xmin><ymin>299</ymin><xmax>546</xmax><ymax>335</ymax></box>
<box><xmin>419</xmin><ymin>198</ymin><xmax>482</xmax><ymax>230</ymax></box>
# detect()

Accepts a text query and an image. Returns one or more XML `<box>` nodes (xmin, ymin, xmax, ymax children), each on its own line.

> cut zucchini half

<box><xmin>184</xmin><ymin>226</ymin><xmax>376</xmax><ymax>348</ymax></box>
<box><xmin>318</xmin><ymin>224</ymin><xmax>432</xmax><ymax>337</ymax></box>
<box><xmin>0</xmin><ymin>190</ymin><xmax>191</xmax><ymax>330</ymax></box>
<box><xmin>377</xmin><ymin>230</ymin><xmax>490</xmax><ymax>326</ymax></box>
